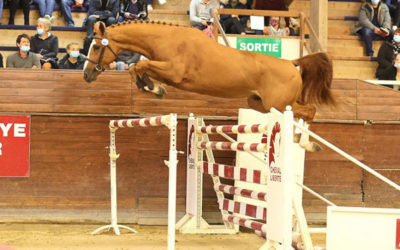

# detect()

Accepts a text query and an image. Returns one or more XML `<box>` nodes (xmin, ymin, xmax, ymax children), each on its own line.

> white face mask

<box><xmin>371</xmin><ymin>0</ymin><xmax>379</xmax><ymax>5</ymax></box>
<box><xmin>37</xmin><ymin>28</ymin><xmax>44</xmax><ymax>35</ymax></box>
<box><xmin>394</xmin><ymin>62</ymin><xmax>400</xmax><ymax>69</ymax></box>
<box><xmin>394</xmin><ymin>35</ymin><xmax>400</xmax><ymax>43</ymax></box>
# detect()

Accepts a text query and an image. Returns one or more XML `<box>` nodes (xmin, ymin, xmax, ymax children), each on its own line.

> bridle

<box><xmin>85</xmin><ymin>34</ymin><xmax>118</xmax><ymax>72</ymax></box>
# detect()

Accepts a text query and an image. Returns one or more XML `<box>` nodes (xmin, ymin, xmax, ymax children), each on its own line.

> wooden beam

<box><xmin>310</xmin><ymin>0</ymin><xmax>328</xmax><ymax>51</ymax></box>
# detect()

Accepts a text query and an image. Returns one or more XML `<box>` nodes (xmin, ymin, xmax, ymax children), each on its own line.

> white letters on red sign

<box><xmin>0</xmin><ymin>123</ymin><xmax>27</xmax><ymax>137</ymax></box>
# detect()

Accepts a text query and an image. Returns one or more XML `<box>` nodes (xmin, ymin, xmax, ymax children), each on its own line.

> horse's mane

<box><xmin>108</xmin><ymin>20</ymin><xmax>192</xmax><ymax>30</ymax></box>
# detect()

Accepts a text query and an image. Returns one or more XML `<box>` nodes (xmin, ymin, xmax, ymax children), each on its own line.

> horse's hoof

<box><xmin>155</xmin><ymin>86</ymin><xmax>167</xmax><ymax>99</ymax></box>
<box><xmin>312</xmin><ymin>142</ymin><xmax>322</xmax><ymax>152</ymax></box>
<box><xmin>293</xmin><ymin>133</ymin><xmax>301</xmax><ymax>143</ymax></box>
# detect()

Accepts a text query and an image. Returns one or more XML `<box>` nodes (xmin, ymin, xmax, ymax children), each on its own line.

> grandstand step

<box><xmin>333</xmin><ymin>59</ymin><xmax>377</xmax><ymax>79</ymax></box>
<box><xmin>1</xmin><ymin>10</ymin><xmax>87</xmax><ymax>27</ymax></box>
<box><xmin>289</xmin><ymin>0</ymin><xmax>360</xmax><ymax>18</ymax></box>
<box><xmin>328</xmin><ymin>43</ymin><xmax>382</xmax><ymax>57</ymax></box>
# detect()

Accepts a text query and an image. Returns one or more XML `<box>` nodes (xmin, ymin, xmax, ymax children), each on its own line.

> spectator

<box><xmin>220</xmin><ymin>0</ymin><xmax>248</xmax><ymax>35</ymax></box>
<box><xmin>190</xmin><ymin>0</ymin><xmax>219</xmax><ymax>31</ymax></box>
<box><xmin>30</xmin><ymin>18</ymin><xmax>59</xmax><ymax>69</ymax></box>
<box><xmin>147</xmin><ymin>0</ymin><xmax>153</xmax><ymax>10</ymax></box>
<box><xmin>32</xmin><ymin>0</ymin><xmax>56</xmax><ymax>20</ymax></box>
<box><xmin>352</xmin><ymin>0</ymin><xmax>391</xmax><ymax>56</ymax></box>
<box><xmin>0</xmin><ymin>0</ymin><xmax>3</xmax><ymax>25</ymax></box>
<box><xmin>119</xmin><ymin>0</ymin><xmax>148</xmax><ymax>22</ymax></box>
<box><xmin>86</xmin><ymin>0</ymin><xmax>119</xmax><ymax>38</ymax></box>
<box><xmin>385</xmin><ymin>0</ymin><xmax>400</xmax><ymax>30</ymax></box>
<box><xmin>59</xmin><ymin>0</ymin><xmax>89</xmax><ymax>27</ymax></box>
<box><xmin>253</xmin><ymin>0</ymin><xmax>290</xmax><ymax>29</ymax></box>
<box><xmin>109</xmin><ymin>51</ymin><xmax>141</xmax><ymax>70</ymax></box>
<box><xmin>376</xmin><ymin>28</ymin><xmax>400</xmax><ymax>81</ymax></box>
<box><xmin>58</xmin><ymin>42</ymin><xmax>85</xmax><ymax>69</ymax></box>
<box><xmin>8</xmin><ymin>0</ymin><xmax>30</xmax><ymax>25</ymax></box>
<box><xmin>264</xmin><ymin>16</ymin><xmax>290</xmax><ymax>36</ymax></box>
<box><xmin>6</xmin><ymin>34</ymin><xmax>41</xmax><ymax>69</ymax></box>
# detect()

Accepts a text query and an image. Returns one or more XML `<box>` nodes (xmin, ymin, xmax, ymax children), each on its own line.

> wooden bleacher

<box><xmin>0</xmin><ymin>0</ymin><xmax>384</xmax><ymax>79</ymax></box>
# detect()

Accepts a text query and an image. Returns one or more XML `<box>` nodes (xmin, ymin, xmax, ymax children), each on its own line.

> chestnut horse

<box><xmin>83</xmin><ymin>21</ymin><xmax>334</xmax><ymax>122</ymax></box>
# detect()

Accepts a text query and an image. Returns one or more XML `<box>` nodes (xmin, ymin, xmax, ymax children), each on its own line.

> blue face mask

<box><xmin>394</xmin><ymin>35</ymin><xmax>400</xmax><ymax>43</ymax></box>
<box><xmin>70</xmin><ymin>51</ymin><xmax>80</xmax><ymax>58</ymax></box>
<box><xmin>21</xmin><ymin>46</ymin><xmax>30</xmax><ymax>52</ymax></box>
<box><xmin>37</xmin><ymin>28</ymin><xmax>44</xmax><ymax>35</ymax></box>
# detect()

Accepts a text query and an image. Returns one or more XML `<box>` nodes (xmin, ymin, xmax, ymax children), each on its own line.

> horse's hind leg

<box><xmin>133</xmin><ymin>60</ymin><xmax>183</xmax><ymax>98</ymax></box>
<box><xmin>292</xmin><ymin>102</ymin><xmax>321</xmax><ymax>152</ymax></box>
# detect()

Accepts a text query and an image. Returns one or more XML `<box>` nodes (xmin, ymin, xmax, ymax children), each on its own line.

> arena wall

<box><xmin>0</xmin><ymin>70</ymin><xmax>400</xmax><ymax>224</ymax></box>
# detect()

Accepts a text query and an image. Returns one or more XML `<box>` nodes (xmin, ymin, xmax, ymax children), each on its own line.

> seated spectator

<box><xmin>119</xmin><ymin>0</ymin><xmax>148</xmax><ymax>22</ymax></box>
<box><xmin>86</xmin><ymin>0</ymin><xmax>119</xmax><ymax>38</ymax></box>
<box><xmin>376</xmin><ymin>28</ymin><xmax>400</xmax><ymax>81</ymax></box>
<box><xmin>352</xmin><ymin>0</ymin><xmax>391</xmax><ymax>56</ymax></box>
<box><xmin>6</xmin><ymin>34</ymin><xmax>41</xmax><ymax>69</ymax></box>
<box><xmin>0</xmin><ymin>52</ymin><xmax>3</xmax><ymax>68</ymax></box>
<box><xmin>109</xmin><ymin>51</ymin><xmax>141</xmax><ymax>70</ymax></box>
<box><xmin>32</xmin><ymin>0</ymin><xmax>56</xmax><ymax>20</ymax></box>
<box><xmin>58</xmin><ymin>42</ymin><xmax>85</xmax><ymax>69</ymax></box>
<box><xmin>59</xmin><ymin>0</ymin><xmax>89</xmax><ymax>27</ymax></box>
<box><xmin>30</xmin><ymin>18</ymin><xmax>59</xmax><ymax>69</ymax></box>
<box><xmin>253</xmin><ymin>0</ymin><xmax>290</xmax><ymax>31</ymax></box>
<box><xmin>220</xmin><ymin>0</ymin><xmax>248</xmax><ymax>35</ymax></box>
<box><xmin>147</xmin><ymin>0</ymin><xmax>153</xmax><ymax>10</ymax></box>
<box><xmin>264</xmin><ymin>16</ymin><xmax>290</xmax><ymax>36</ymax></box>
<box><xmin>0</xmin><ymin>0</ymin><xmax>3</xmax><ymax>25</ymax></box>
<box><xmin>385</xmin><ymin>0</ymin><xmax>400</xmax><ymax>30</ymax></box>
<box><xmin>8</xmin><ymin>0</ymin><xmax>30</xmax><ymax>25</ymax></box>
<box><xmin>190</xmin><ymin>0</ymin><xmax>219</xmax><ymax>31</ymax></box>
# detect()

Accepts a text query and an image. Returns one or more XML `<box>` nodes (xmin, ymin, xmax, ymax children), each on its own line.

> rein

<box><xmin>85</xmin><ymin>35</ymin><xmax>119</xmax><ymax>72</ymax></box>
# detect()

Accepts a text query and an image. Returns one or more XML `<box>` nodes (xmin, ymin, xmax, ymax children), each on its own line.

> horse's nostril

<box><xmin>84</xmin><ymin>72</ymin><xmax>88</xmax><ymax>80</ymax></box>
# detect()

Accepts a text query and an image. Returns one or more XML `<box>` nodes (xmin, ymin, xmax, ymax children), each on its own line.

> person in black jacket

<box><xmin>8</xmin><ymin>0</ymin><xmax>30</xmax><ymax>25</ymax></box>
<box><xmin>119</xmin><ymin>0</ymin><xmax>148</xmax><ymax>22</ymax></box>
<box><xmin>376</xmin><ymin>28</ymin><xmax>400</xmax><ymax>81</ymax></box>
<box><xmin>58</xmin><ymin>42</ymin><xmax>85</xmax><ymax>69</ymax></box>
<box><xmin>86</xmin><ymin>0</ymin><xmax>119</xmax><ymax>37</ymax></box>
<box><xmin>220</xmin><ymin>0</ymin><xmax>249</xmax><ymax>34</ymax></box>
<box><xmin>0</xmin><ymin>52</ymin><xmax>3</xmax><ymax>68</ymax></box>
<box><xmin>30</xmin><ymin>18</ymin><xmax>59</xmax><ymax>69</ymax></box>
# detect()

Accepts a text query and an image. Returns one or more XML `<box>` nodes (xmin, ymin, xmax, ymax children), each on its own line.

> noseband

<box><xmin>85</xmin><ymin>35</ymin><xmax>118</xmax><ymax>72</ymax></box>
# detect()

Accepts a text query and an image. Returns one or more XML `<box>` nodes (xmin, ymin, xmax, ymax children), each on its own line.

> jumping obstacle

<box><xmin>176</xmin><ymin>107</ymin><xmax>314</xmax><ymax>250</ymax></box>
<box><xmin>92</xmin><ymin>114</ymin><xmax>178</xmax><ymax>250</ymax></box>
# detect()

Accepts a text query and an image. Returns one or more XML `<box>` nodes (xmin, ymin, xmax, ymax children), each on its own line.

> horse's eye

<box><xmin>93</xmin><ymin>45</ymin><xmax>100</xmax><ymax>50</ymax></box>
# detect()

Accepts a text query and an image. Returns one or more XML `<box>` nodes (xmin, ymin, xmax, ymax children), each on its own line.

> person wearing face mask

<box><xmin>30</xmin><ymin>18</ymin><xmax>59</xmax><ymax>69</ymax></box>
<box><xmin>376</xmin><ymin>28</ymin><xmax>400</xmax><ymax>82</ymax></box>
<box><xmin>6</xmin><ymin>34</ymin><xmax>41</xmax><ymax>69</ymax></box>
<box><xmin>58</xmin><ymin>42</ymin><xmax>85</xmax><ymax>69</ymax></box>
<box><xmin>352</xmin><ymin>0</ymin><xmax>392</xmax><ymax>56</ymax></box>
<box><xmin>264</xmin><ymin>16</ymin><xmax>290</xmax><ymax>36</ymax></box>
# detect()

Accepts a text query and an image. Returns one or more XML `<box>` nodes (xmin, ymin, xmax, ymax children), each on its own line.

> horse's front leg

<box><xmin>133</xmin><ymin>60</ymin><xmax>183</xmax><ymax>98</ymax></box>
<box><xmin>128</xmin><ymin>64</ymin><xmax>146</xmax><ymax>91</ymax></box>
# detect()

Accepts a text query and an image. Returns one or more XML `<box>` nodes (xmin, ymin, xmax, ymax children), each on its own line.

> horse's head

<box><xmin>83</xmin><ymin>22</ymin><xmax>119</xmax><ymax>83</ymax></box>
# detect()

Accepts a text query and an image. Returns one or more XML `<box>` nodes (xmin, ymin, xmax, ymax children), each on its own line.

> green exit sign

<box><xmin>237</xmin><ymin>37</ymin><xmax>282</xmax><ymax>58</ymax></box>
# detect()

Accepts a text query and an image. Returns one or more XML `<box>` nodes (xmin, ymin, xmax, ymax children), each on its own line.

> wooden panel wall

<box><xmin>1</xmin><ymin>70</ymin><xmax>400</xmax><ymax>223</ymax></box>
<box><xmin>0</xmin><ymin>116</ymin><xmax>399</xmax><ymax>224</ymax></box>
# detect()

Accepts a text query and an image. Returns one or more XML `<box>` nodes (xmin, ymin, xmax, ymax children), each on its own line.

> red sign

<box><xmin>0</xmin><ymin>116</ymin><xmax>30</xmax><ymax>177</ymax></box>
<box><xmin>396</xmin><ymin>219</ymin><xmax>400</xmax><ymax>249</ymax></box>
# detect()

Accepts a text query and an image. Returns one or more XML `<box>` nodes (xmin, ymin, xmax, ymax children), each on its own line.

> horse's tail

<box><xmin>292</xmin><ymin>52</ymin><xmax>335</xmax><ymax>106</ymax></box>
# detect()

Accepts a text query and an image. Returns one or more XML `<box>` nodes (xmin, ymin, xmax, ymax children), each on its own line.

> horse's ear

<box><xmin>94</xmin><ymin>21</ymin><xmax>106</xmax><ymax>37</ymax></box>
